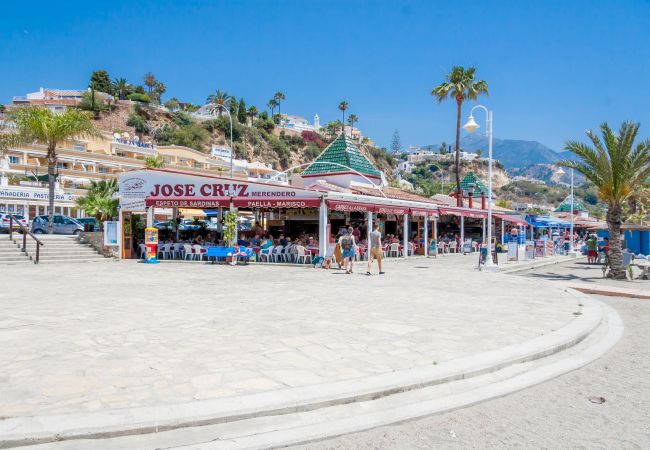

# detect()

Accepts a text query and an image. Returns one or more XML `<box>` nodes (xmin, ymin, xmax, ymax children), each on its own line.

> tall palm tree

<box><xmin>347</xmin><ymin>114</ymin><xmax>358</xmax><ymax>136</ymax></box>
<box><xmin>267</xmin><ymin>99</ymin><xmax>278</xmax><ymax>120</ymax></box>
<box><xmin>247</xmin><ymin>106</ymin><xmax>258</xmax><ymax>126</ymax></box>
<box><xmin>207</xmin><ymin>90</ymin><xmax>230</xmax><ymax>114</ymax></box>
<box><xmin>75</xmin><ymin>179</ymin><xmax>119</xmax><ymax>222</ymax></box>
<box><xmin>559</xmin><ymin>122</ymin><xmax>650</xmax><ymax>279</ymax></box>
<box><xmin>12</xmin><ymin>107</ymin><xmax>101</xmax><ymax>233</ymax></box>
<box><xmin>143</xmin><ymin>72</ymin><xmax>156</xmax><ymax>95</ymax></box>
<box><xmin>432</xmin><ymin>66</ymin><xmax>488</xmax><ymax>206</ymax></box>
<box><xmin>274</xmin><ymin>92</ymin><xmax>285</xmax><ymax>125</ymax></box>
<box><xmin>112</xmin><ymin>78</ymin><xmax>130</xmax><ymax>100</ymax></box>
<box><xmin>338</xmin><ymin>101</ymin><xmax>349</xmax><ymax>134</ymax></box>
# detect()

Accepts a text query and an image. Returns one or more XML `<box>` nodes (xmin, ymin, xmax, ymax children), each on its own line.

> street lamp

<box><xmin>463</xmin><ymin>105</ymin><xmax>497</xmax><ymax>271</ymax></box>
<box><xmin>555</xmin><ymin>167</ymin><xmax>576</xmax><ymax>255</ymax></box>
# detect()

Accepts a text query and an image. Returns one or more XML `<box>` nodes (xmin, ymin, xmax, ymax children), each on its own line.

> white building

<box><xmin>278</xmin><ymin>114</ymin><xmax>320</xmax><ymax>133</ymax></box>
<box><xmin>12</xmin><ymin>87</ymin><xmax>113</xmax><ymax>113</ymax></box>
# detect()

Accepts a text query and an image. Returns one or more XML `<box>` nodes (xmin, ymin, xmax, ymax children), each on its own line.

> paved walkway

<box><xmin>294</xmin><ymin>293</ymin><xmax>649</xmax><ymax>449</ymax></box>
<box><xmin>0</xmin><ymin>255</ymin><xmax>581</xmax><ymax>419</ymax></box>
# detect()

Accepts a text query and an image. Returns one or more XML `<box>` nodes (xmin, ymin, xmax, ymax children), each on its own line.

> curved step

<box><xmin>0</xmin><ymin>292</ymin><xmax>605</xmax><ymax>449</ymax></box>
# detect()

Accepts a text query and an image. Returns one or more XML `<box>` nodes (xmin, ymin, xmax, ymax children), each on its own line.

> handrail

<box><xmin>8</xmin><ymin>213</ymin><xmax>44</xmax><ymax>264</ymax></box>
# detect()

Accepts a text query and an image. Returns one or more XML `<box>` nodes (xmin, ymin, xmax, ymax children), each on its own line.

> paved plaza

<box><xmin>0</xmin><ymin>255</ymin><xmax>583</xmax><ymax>420</ymax></box>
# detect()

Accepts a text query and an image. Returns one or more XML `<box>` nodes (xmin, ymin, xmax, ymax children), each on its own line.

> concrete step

<box><xmin>35</xmin><ymin>258</ymin><xmax>109</xmax><ymax>264</ymax></box>
<box><xmin>1</xmin><ymin>297</ymin><xmax>619</xmax><ymax>450</ymax></box>
<box><xmin>0</xmin><ymin>256</ymin><xmax>30</xmax><ymax>262</ymax></box>
<box><xmin>34</xmin><ymin>254</ymin><xmax>106</xmax><ymax>260</ymax></box>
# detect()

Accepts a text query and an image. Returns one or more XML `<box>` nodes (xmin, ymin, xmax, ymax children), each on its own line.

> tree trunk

<box><xmin>47</xmin><ymin>143</ymin><xmax>57</xmax><ymax>234</ymax></box>
<box><xmin>455</xmin><ymin>97</ymin><xmax>463</xmax><ymax>207</ymax></box>
<box><xmin>606</xmin><ymin>203</ymin><xmax>627</xmax><ymax>279</ymax></box>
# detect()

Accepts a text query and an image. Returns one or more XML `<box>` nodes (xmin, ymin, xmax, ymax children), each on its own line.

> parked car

<box><xmin>32</xmin><ymin>215</ymin><xmax>84</xmax><ymax>235</ymax></box>
<box><xmin>0</xmin><ymin>212</ymin><xmax>28</xmax><ymax>232</ymax></box>
<box><xmin>75</xmin><ymin>217</ymin><xmax>101</xmax><ymax>231</ymax></box>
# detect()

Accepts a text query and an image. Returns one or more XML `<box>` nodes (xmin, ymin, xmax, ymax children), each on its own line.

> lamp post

<box><xmin>463</xmin><ymin>105</ymin><xmax>498</xmax><ymax>271</ymax></box>
<box><xmin>555</xmin><ymin>167</ymin><xmax>576</xmax><ymax>255</ymax></box>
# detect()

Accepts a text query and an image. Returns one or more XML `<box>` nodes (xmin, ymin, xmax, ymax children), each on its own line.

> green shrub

<box><xmin>172</xmin><ymin>123</ymin><xmax>209</xmax><ymax>151</ymax></box>
<box><xmin>127</xmin><ymin>113</ymin><xmax>149</xmax><ymax>134</ymax></box>
<box><xmin>127</xmin><ymin>93</ymin><xmax>151</xmax><ymax>103</ymax></box>
<box><xmin>171</xmin><ymin>111</ymin><xmax>193</xmax><ymax>127</ymax></box>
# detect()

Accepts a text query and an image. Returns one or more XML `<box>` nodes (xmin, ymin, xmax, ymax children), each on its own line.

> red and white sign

<box><xmin>145</xmin><ymin>197</ymin><xmax>230</xmax><ymax>208</ymax></box>
<box><xmin>233</xmin><ymin>197</ymin><xmax>321</xmax><ymax>209</ymax></box>
<box><xmin>410</xmin><ymin>208</ymin><xmax>439</xmax><ymax>218</ymax></box>
<box><xmin>375</xmin><ymin>205</ymin><xmax>408</xmax><ymax>215</ymax></box>
<box><xmin>119</xmin><ymin>169</ymin><xmax>320</xmax><ymax>211</ymax></box>
<box><xmin>326</xmin><ymin>200</ymin><xmax>375</xmax><ymax>213</ymax></box>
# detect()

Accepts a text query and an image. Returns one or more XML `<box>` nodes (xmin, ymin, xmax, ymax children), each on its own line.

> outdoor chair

<box><xmin>449</xmin><ymin>241</ymin><xmax>458</xmax><ymax>253</ymax></box>
<box><xmin>182</xmin><ymin>244</ymin><xmax>194</xmax><ymax>260</ymax></box>
<box><xmin>389</xmin><ymin>243</ymin><xmax>402</xmax><ymax>257</ymax></box>
<box><xmin>271</xmin><ymin>245</ymin><xmax>284</xmax><ymax>262</ymax></box>
<box><xmin>138</xmin><ymin>243</ymin><xmax>147</xmax><ymax>259</ymax></box>
<box><xmin>295</xmin><ymin>245</ymin><xmax>311</xmax><ymax>264</ymax></box>
<box><xmin>192</xmin><ymin>244</ymin><xmax>207</xmax><ymax>261</ymax></box>
<box><xmin>170</xmin><ymin>243</ymin><xmax>181</xmax><ymax>259</ymax></box>
<box><xmin>157</xmin><ymin>244</ymin><xmax>171</xmax><ymax>260</ymax></box>
<box><xmin>259</xmin><ymin>246</ymin><xmax>274</xmax><ymax>262</ymax></box>
<box><xmin>438</xmin><ymin>242</ymin><xmax>447</xmax><ymax>255</ymax></box>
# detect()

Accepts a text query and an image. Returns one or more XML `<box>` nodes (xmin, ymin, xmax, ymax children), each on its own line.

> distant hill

<box><xmin>422</xmin><ymin>135</ymin><xmax>580</xmax><ymax>169</ymax></box>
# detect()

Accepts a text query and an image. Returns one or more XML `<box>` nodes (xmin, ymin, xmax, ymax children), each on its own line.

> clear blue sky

<box><xmin>1</xmin><ymin>0</ymin><xmax>649</xmax><ymax>151</ymax></box>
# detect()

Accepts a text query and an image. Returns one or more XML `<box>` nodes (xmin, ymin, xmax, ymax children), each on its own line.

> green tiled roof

<box><xmin>302</xmin><ymin>133</ymin><xmax>382</xmax><ymax>178</ymax></box>
<box><xmin>556</xmin><ymin>195</ymin><xmax>587</xmax><ymax>212</ymax></box>
<box><xmin>449</xmin><ymin>172</ymin><xmax>488</xmax><ymax>195</ymax></box>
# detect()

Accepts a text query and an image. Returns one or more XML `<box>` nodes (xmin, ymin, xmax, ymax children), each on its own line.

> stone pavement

<box><xmin>0</xmin><ymin>255</ymin><xmax>580</xmax><ymax>419</ymax></box>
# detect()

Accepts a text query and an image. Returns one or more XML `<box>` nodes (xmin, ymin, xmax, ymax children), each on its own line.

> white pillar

<box><xmin>423</xmin><ymin>216</ymin><xmax>429</xmax><ymax>257</ymax></box>
<box><xmin>403</xmin><ymin>213</ymin><xmax>409</xmax><ymax>258</ymax></box>
<box><xmin>146</xmin><ymin>207</ymin><xmax>154</xmax><ymax>228</ymax></box>
<box><xmin>433</xmin><ymin>217</ymin><xmax>438</xmax><ymax>256</ymax></box>
<box><xmin>319</xmin><ymin>199</ymin><xmax>328</xmax><ymax>256</ymax></box>
<box><xmin>367</xmin><ymin>211</ymin><xmax>373</xmax><ymax>238</ymax></box>
<box><xmin>460</xmin><ymin>215</ymin><xmax>465</xmax><ymax>252</ymax></box>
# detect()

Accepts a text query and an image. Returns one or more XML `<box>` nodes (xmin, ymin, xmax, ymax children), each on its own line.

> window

<box><xmin>73</xmin><ymin>143</ymin><xmax>86</xmax><ymax>151</ymax></box>
<box><xmin>8</xmin><ymin>156</ymin><xmax>19</xmax><ymax>164</ymax></box>
<box><xmin>116</xmin><ymin>152</ymin><xmax>126</xmax><ymax>157</ymax></box>
<box><xmin>194</xmin><ymin>162</ymin><xmax>202</xmax><ymax>168</ymax></box>
<box><xmin>98</xmin><ymin>167</ymin><xmax>109</xmax><ymax>174</ymax></box>
<box><xmin>56</xmin><ymin>162</ymin><xmax>68</xmax><ymax>169</ymax></box>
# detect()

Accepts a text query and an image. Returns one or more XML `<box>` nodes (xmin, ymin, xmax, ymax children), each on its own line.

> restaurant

<box><xmin>116</xmin><ymin>133</ymin><xmax>527</xmax><ymax>261</ymax></box>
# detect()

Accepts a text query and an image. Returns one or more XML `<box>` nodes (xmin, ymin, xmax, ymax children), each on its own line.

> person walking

<box><xmin>339</xmin><ymin>228</ymin><xmax>356</xmax><ymax>274</ymax></box>
<box><xmin>366</xmin><ymin>223</ymin><xmax>385</xmax><ymax>275</ymax></box>
<box><xmin>586</xmin><ymin>234</ymin><xmax>598</xmax><ymax>264</ymax></box>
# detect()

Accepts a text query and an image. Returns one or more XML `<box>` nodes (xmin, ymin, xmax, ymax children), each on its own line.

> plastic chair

<box><xmin>449</xmin><ymin>241</ymin><xmax>458</xmax><ymax>253</ymax></box>
<box><xmin>389</xmin><ymin>243</ymin><xmax>402</xmax><ymax>257</ymax></box>
<box><xmin>192</xmin><ymin>244</ymin><xmax>206</xmax><ymax>261</ymax></box>
<box><xmin>295</xmin><ymin>245</ymin><xmax>311</xmax><ymax>264</ymax></box>
<box><xmin>183</xmin><ymin>244</ymin><xmax>194</xmax><ymax>260</ymax></box>
<box><xmin>138</xmin><ymin>243</ymin><xmax>147</xmax><ymax>259</ymax></box>
<box><xmin>259</xmin><ymin>246</ymin><xmax>274</xmax><ymax>262</ymax></box>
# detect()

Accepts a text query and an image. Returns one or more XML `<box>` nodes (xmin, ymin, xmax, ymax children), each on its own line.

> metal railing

<box><xmin>8</xmin><ymin>214</ymin><xmax>44</xmax><ymax>264</ymax></box>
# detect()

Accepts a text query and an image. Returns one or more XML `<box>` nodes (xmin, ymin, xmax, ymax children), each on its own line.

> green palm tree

<box><xmin>12</xmin><ymin>107</ymin><xmax>101</xmax><ymax>233</ymax></box>
<box><xmin>144</xmin><ymin>155</ymin><xmax>166</xmax><ymax>168</ymax></box>
<box><xmin>432</xmin><ymin>66</ymin><xmax>488</xmax><ymax>205</ymax></box>
<box><xmin>112</xmin><ymin>78</ymin><xmax>130</xmax><ymax>100</ymax></box>
<box><xmin>338</xmin><ymin>101</ymin><xmax>349</xmax><ymax>132</ymax></box>
<box><xmin>247</xmin><ymin>106</ymin><xmax>258</xmax><ymax>126</ymax></box>
<box><xmin>75</xmin><ymin>179</ymin><xmax>119</xmax><ymax>222</ymax></box>
<box><xmin>207</xmin><ymin>90</ymin><xmax>230</xmax><ymax>114</ymax></box>
<box><xmin>274</xmin><ymin>92</ymin><xmax>285</xmax><ymax>125</ymax></box>
<box><xmin>559</xmin><ymin>122</ymin><xmax>650</xmax><ymax>279</ymax></box>
<box><xmin>347</xmin><ymin>114</ymin><xmax>358</xmax><ymax>136</ymax></box>
<box><xmin>267</xmin><ymin>99</ymin><xmax>278</xmax><ymax>121</ymax></box>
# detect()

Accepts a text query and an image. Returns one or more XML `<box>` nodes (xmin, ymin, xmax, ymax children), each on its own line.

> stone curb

<box><xmin>0</xmin><ymin>291</ymin><xmax>601</xmax><ymax>449</ymax></box>
<box><xmin>500</xmin><ymin>255</ymin><xmax>587</xmax><ymax>274</ymax></box>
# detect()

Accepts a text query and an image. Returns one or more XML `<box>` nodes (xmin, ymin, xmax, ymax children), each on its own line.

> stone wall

<box><xmin>78</xmin><ymin>231</ymin><xmax>118</xmax><ymax>258</ymax></box>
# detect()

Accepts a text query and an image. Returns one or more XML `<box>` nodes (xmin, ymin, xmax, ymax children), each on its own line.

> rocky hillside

<box><xmin>95</xmin><ymin>100</ymin><xmax>396</xmax><ymax>176</ymax></box>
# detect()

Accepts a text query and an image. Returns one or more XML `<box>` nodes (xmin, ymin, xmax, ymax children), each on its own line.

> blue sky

<box><xmin>1</xmin><ymin>0</ymin><xmax>649</xmax><ymax>150</ymax></box>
